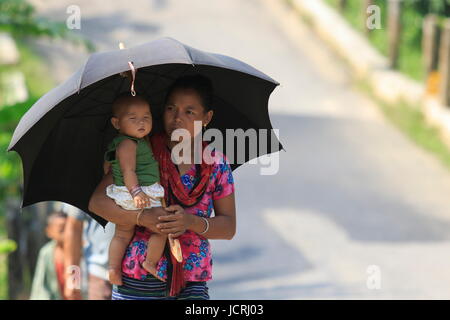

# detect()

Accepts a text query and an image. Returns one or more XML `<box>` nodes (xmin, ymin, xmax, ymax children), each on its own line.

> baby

<box><xmin>104</xmin><ymin>94</ymin><xmax>167</xmax><ymax>285</ymax></box>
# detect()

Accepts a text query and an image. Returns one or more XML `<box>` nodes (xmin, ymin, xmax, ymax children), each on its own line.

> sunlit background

<box><xmin>2</xmin><ymin>0</ymin><xmax>450</xmax><ymax>299</ymax></box>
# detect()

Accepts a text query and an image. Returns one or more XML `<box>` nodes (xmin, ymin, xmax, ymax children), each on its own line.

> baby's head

<box><xmin>111</xmin><ymin>94</ymin><xmax>153</xmax><ymax>139</ymax></box>
<box><xmin>45</xmin><ymin>211</ymin><xmax>67</xmax><ymax>246</ymax></box>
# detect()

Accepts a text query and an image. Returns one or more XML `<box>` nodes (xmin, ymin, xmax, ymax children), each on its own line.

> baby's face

<box><xmin>114</xmin><ymin>102</ymin><xmax>152</xmax><ymax>139</ymax></box>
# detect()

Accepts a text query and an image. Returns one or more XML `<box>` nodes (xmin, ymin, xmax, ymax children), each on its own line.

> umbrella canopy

<box><xmin>8</xmin><ymin>37</ymin><xmax>283</xmax><ymax>226</ymax></box>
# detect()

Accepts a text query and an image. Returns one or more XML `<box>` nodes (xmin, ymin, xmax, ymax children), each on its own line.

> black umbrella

<box><xmin>7</xmin><ymin>37</ymin><xmax>283</xmax><ymax>226</ymax></box>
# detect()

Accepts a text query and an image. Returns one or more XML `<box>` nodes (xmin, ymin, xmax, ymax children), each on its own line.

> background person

<box><xmin>30</xmin><ymin>211</ymin><xmax>67</xmax><ymax>300</ymax></box>
<box><xmin>62</xmin><ymin>203</ymin><xmax>115</xmax><ymax>300</ymax></box>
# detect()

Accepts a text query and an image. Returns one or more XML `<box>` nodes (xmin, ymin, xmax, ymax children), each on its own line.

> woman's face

<box><xmin>163</xmin><ymin>88</ymin><xmax>213</xmax><ymax>144</ymax></box>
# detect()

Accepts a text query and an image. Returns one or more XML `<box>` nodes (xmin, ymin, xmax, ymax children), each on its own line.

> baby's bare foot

<box><xmin>108</xmin><ymin>267</ymin><xmax>123</xmax><ymax>285</ymax></box>
<box><xmin>142</xmin><ymin>260</ymin><xmax>165</xmax><ymax>282</ymax></box>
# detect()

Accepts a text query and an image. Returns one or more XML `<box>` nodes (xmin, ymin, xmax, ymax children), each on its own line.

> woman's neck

<box><xmin>166</xmin><ymin>136</ymin><xmax>201</xmax><ymax>165</ymax></box>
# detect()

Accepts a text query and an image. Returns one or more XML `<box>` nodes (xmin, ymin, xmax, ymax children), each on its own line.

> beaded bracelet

<box><xmin>131</xmin><ymin>189</ymin><xmax>142</xmax><ymax>198</ymax></box>
<box><xmin>130</xmin><ymin>185</ymin><xmax>143</xmax><ymax>198</ymax></box>
<box><xmin>199</xmin><ymin>217</ymin><xmax>209</xmax><ymax>235</ymax></box>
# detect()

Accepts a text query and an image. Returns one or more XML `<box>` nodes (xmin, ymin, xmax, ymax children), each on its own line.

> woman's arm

<box><xmin>158</xmin><ymin>193</ymin><xmax>236</xmax><ymax>240</ymax></box>
<box><xmin>103</xmin><ymin>160</ymin><xmax>111</xmax><ymax>175</ymax></box>
<box><xmin>87</xmin><ymin>171</ymin><xmax>165</xmax><ymax>232</ymax></box>
<box><xmin>190</xmin><ymin>193</ymin><xmax>236</xmax><ymax>240</ymax></box>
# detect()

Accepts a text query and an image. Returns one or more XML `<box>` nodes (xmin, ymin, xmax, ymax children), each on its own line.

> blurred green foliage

<box><xmin>0</xmin><ymin>239</ymin><xmax>17</xmax><ymax>255</ymax></box>
<box><xmin>0</xmin><ymin>97</ymin><xmax>39</xmax><ymax>202</ymax></box>
<box><xmin>0</xmin><ymin>0</ymin><xmax>94</xmax><ymax>51</ymax></box>
<box><xmin>0</xmin><ymin>0</ymin><xmax>95</xmax><ymax>298</ymax></box>
<box><xmin>0</xmin><ymin>0</ymin><xmax>95</xmax><ymax>207</ymax></box>
<box><xmin>0</xmin><ymin>40</ymin><xmax>54</xmax><ymax>214</ymax></box>
<box><xmin>326</xmin><ymin>0</ymin><xmax>450</xmax><ymax>81</ymax></box>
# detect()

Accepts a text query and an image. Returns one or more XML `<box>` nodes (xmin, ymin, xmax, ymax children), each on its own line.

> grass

<box><xmin>0</xmin><ymin>38</ymin><xmax>55</xmax><ymax>300</ymax></box>
<box><xmin>324</xmin><ymin>0</ymin><xmax>425</xmax><ymax>81</ymax></box>
<box><xmin>356</xmin><ymin>79</ymin><xmax>450</xmax><ymax>170</ymax></box>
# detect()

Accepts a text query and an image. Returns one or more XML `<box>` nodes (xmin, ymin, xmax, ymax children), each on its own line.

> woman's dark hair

<box><xmin>164</xmin><ymin>74</ymin><xmax>214</xmax><ymax>112</ymax></box>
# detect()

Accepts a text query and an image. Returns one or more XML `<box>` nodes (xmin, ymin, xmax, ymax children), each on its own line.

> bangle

<box><xmin>130</xmin><ymin>185</ymin><xmax>142</xmax><ymax>195</ymax></box>
<box><xmin>199</xmin><ymin>217</ymin><xmax>209</xmax><ymax>235</ymax></box>
<box><xmin>136</xmin><ymin>208</ymin><xmax>145</xmax><ymax>227</ymax></box>
<box><xmin>131</xmin><ymin>186</ymin><xmax>143</xmax><ymax>198</ymax></box>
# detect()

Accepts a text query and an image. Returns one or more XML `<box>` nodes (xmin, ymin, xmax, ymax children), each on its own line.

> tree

<box><xmin>0</xmin><ymin>0</ymin><xmax>94</xmax><ymax>50</ymax></box>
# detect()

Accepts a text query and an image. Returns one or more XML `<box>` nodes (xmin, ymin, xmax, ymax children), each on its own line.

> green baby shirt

<box><xmin>104</xmin><ymin>134</ymin><xmax>160</xmax><ymax>187</ymax></box>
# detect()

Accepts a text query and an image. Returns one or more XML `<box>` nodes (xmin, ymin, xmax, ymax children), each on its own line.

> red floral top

<box><xmin>121</xmin><ymin>150</ymin><xmax>235</xmax><ymax>282</ymax></box>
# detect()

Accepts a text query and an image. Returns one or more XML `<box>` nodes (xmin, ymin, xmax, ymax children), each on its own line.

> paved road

<box><xmin>30</xmin><ymin>0</ymin><xmax>450</xmax><ymax>299</ymax></box>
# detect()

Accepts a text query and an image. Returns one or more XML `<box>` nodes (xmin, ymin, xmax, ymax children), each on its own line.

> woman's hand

<box><xmin>157</xmin><ymin>205</ymin><xmax>193</xmax><ymax>238</ymax></box>
<box><xmin>138</xmin><ymin>207</ymin><xmax>169</xmax><ymax>233</ymax></box>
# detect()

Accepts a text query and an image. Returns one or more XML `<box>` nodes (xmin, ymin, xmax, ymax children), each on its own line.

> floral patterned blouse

<box><xmin>121</xmin><ymin>149</ymin><xmax>235</xmax><ymax>282</ymax></box>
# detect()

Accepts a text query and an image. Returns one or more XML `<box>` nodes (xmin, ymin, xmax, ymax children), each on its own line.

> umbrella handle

<box><xmin>128</xmin><ymin>61</ymin><xmax>137</xmax><ymax>96</ymax></box>
<box><xmin>118</xmin><ymin>42</ymin><xmax>137</xmax><ymax>96</ymax></box>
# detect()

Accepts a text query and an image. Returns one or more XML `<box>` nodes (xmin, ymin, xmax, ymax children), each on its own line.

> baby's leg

<box><xmin>108</xmin><ymin>224</ymin><xmax>135</xmax><ymax>285</ymax></box>
<box><xmin>142</xmin><ymin>233</ymin><xmax>168</xmax><ymax>282</ymax></box>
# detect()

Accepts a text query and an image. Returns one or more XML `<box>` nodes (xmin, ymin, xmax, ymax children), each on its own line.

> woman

<box><xmin>88</xmin><ymin>74</ymin><xmax>236</xmax><ymax>300</ymax></box>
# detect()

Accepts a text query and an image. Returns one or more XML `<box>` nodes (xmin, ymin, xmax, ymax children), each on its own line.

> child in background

<box><xmin>30</xmin><ymin>211</ymin><xmax>68</xmax><ymax>300</ymax></box>
<box><xmin>104</xmin><ymin>94</ymin><xmax>168</xmax><ymax>285</ymax></box>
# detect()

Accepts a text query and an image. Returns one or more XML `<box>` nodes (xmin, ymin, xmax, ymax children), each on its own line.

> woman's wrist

<box><xmin>139</xmin><ymin>207</ymin><xmax>166</xmax><ymax>233</ymax></box>
<box><xmin>114</xmin><ymin>209</ymin><xmax>139</xmax><ymax>228</ymax></box>
<box><xmin>136</xmin><ymin>208</ymin><xmax>145</xmax><ymax>226</ymax></box>
<box><xmin>188</xmin><ymin>215</ymin><xmax>209</xmax><ymax>235</ymax></box>
<box><xmin>199</xmin><ymin>217</ymin><xmax>209</xmax><ymax>235</ymax></box>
